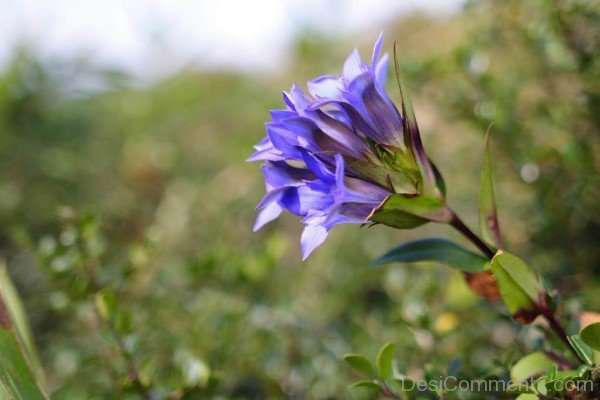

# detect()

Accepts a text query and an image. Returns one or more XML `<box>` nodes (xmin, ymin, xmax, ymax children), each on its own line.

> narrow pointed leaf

<box><xmin>567</xmin><ymin>335</ymin><xmax>594</xmax><ymax>366</ymax></box>
<box><xmin>343</xmin><ymin>354</ymin><xmax>375</xmax><ymax>377</ymax></box>
<box><xmin>368</xmin><ymin>194</ymin><xmax>451</xmax><ymax>229</ymax></box>
<box><xmin>580</xmin><ymin>322</ymin><xmax>600</xmax><ymax>352</ymax></box>
<box><xmin>0</xmin><ymin>262</ymin><xmax>44</xmax><ymax>384</ymax></box>
<box><xmin>0</xmin><ymin>292</ymin><xmax>49</xmax><ymax>399</ymax></box>
<box><xmin>375</xmin><ymin>343</ymin><xmax>396</xmax><ymax>380</ymax></box>
<box><xmin>490</xmin><ymin>251</ymin><xmax>544</xmax><ymax>323</ymax></box>
<box><xmin>371</xmin><ymin>238</ymin><xmax>490</xmax><ymax>273</ymax></box>
<box><xmin>478</xmin><ymin>133</ymin><xmax>503</xmax><ymax>249</ymax></box>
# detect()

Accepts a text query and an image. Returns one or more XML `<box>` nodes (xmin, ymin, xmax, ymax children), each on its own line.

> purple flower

<box><xmin>249</xmin><ymin>33</ymin><xmax>442</xmax><ymax>259</ymax></box>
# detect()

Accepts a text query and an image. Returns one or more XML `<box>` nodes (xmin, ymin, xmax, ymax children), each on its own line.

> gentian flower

<box><xmin>249</xmin><ymin>33</ymin><xmax>449</xmax><ymax>259</ymax></box>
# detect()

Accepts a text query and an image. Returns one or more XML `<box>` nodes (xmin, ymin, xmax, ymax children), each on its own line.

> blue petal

<box><xmin>374</xmin><ymin>53</ymin><xmax>389</xmax><ymax>92</ymax></box>
<box><xmin>306</xmin><ymin>109</ymin><xmax>369</xmax><ymax>158</ymax></box>
<box><xmin>343</xmin><ymin>49</ymin><xmax>366</xmax><ymax>81</ymax></box>
<box><xmin>372</xmin><ymin>32</ymin><xmax>384</xmax><ymax>66</ymax></box>
<box><xmin>253</xmin><ymin>199</ymin><xmax>284</xmax><ymax>231</ymax></box>
<box><xmin>266</xmin><ymin>124</ymin><xmax>304</xmax><ymax>160</ymax></box>
<box><xmin>282</xmin><ymin>184</ymin><xmax>332</xmax><ymax>216</ymax></box>
<box><xmin>361</xmin><ymin>82</ymin><xmax>402</xmax><ymax>144</ymax></box>
<box><xmin>261</xmin><ymin>161</ymin><xmax>313</xmax><ymax>190</ymax></box>
<box><xmin>300</xmin><ymin>223</ymin><xmax>328</xmax><ymax>260</ymax></box>
<box><xmin>302</xmin><ymin>151</ymin><xmax>335</xmax><ymax>184</ymax></box>
<box><xmin>332</xmin><ymin>154</ymin><xmax>388</xmax><ymax>204</ymax></box>
<box><xmin>247</xmin><ymin>137</ymin><xmax>284</xmax><ymax>162</ymax></box>
<box><xmin>307</xmin><ymin>76</ymin><xmax>345</xmax><ymax>99</ymax></box>
<box><xmin>270</xmin><ymin>109</ymin><xmax>297</xmax><ymax>121</ymax></box>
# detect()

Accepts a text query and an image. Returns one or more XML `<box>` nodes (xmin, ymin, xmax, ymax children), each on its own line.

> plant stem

<box><xmin>448</xmin><ymin>212</ymin><xmax>496</xmax><ymax>259</ymax></box>
<box><xmin>542</xmin><ymin>309</ymin><xmax>585</xmax><ymax>364</ymax></box>
<box><xmin>381</xmin><ymin>382</ymin><xmax>403</xmax><ymax>400</ymax></box>
<box><xmin>94</xmin><ymin>310</ymin><xmax>152</xmax><ymax>400</ymax></box>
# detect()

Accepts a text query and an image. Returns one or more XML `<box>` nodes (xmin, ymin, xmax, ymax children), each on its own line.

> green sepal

<box><xmin>368</xmin><ymin>194</ymin><xmax>451</xmax><ymax>229</ymax></box>
<box><xmin>430</xmin><ymin>160</ymin><xmax>446</xmax><ymax>197</ymax></box>
<box><xmin>344</xmin><ymin>156</ymin><xmax>419</xmax><ymax>194</ymax></box>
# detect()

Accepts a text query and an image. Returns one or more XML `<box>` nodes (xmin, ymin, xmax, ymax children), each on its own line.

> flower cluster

<box><xmin>249</xmin><ymin>34</ymin><xmax>439</xmax><ymax>259</ymax></box>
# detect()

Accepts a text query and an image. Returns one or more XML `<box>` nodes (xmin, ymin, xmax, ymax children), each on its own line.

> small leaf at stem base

<box><xmin>580</xmin><ymin>322</ymin><xmax>600</xmax><ymax>352</ymax></box>
<box><xmin>490</xmin><ymin>251</ymin><xmax>545</xmax><ymax>323</ymax></box>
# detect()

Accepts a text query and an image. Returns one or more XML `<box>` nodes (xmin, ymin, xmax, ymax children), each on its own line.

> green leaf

<box><xmin>95</xmin><ymin>289</ymin><xmax>117</xmax><ymax>321</ymax></box>
<box><xmin>343</xmin><ymin>354</ymin><xmax>374</xmax><ymax>377</ymax></box>
<box><xmin>576</xmin><ymin>364</ymin><xmax>590</xmax><ymax>378</ymax></box>
<box><xmin>0</xmin><ymin>330</ymin><xmax>49</xmax><ymax>400</ymax></box>
<box><xmin>115</xmin><ymin>310</ymin><xmax>132</xmax><ymax>334</ymax></box>
<box><xmin>546</xmin><ymin>364</ymin><xmax>557</xmax><ymax>381</ymax></box>
<box><xmin>349</xmin><ymin>380</ymin><xmax>379</xmax><ymax>389</ymax></box>
<box><xmin>0</xmin><ymin>262</ymin><xmax>45</xmax><ymax>384</ymax></box>
<box><xmin>510</xmin><ymin>352</ymin><xmax>554</xmax><ymax>383</ymax></box>
<box><xmin>490</xmin><ymin>251</ymin><xmax>544</xmax><ymax>323</ymax></box>
<box><xmin>0</xmin><ymin>290</ymin><xmax>49</xmax><ymax>399</ymax></box>
<box><xmin>580</xmin><ymin>322</ymin><xmax>600</xmax><ymax>352</ymax></box>
<box><xmin>478</xmin><ymin>132</ymin><xmax>503</xmax><ymax>249</ymax></box>
<box><xmin>534</xmin><ymin>376</ymin><xmax>548</xmax><ymax>396</ymax></box>
<box><xmin>507</xmin><ymin>383</ymin><xmax>535</xmax><ymax>395</ymax></box>
<box><xmin>348</xmin><ymin>380</ymin><xmax>380</xmax><ymax>400</ymax></box>
<box><xmin>375</xmin><ymin>343</ymin><xmax>396</xmax><ymax>380</ymax></box>
<box><xmin>516</xmin><ymin>394</ymin><xmax>538</xmax><ymax>400</ymax></box>
<box><xmin>371</xmin><ymin>238</ymin><xmax>490</xmax><ymax>273</ymax></box>
<box><xmin>393</xmin><ymin>376</ymin><xmax>418</xmax><ymax>398</ymax></box>
<box><xmin>567</xmin><ymin>335</ymin><xmax>595</xmax><ymax>365</ymax></box>
<box><xmin>368</xmin><ymin>194</ymin><xmax>451</xmax><ymax>229</ymax></box>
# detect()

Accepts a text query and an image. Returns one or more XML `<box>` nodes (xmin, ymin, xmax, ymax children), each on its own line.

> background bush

<box><xmin>0</xmin><ymin>0</ymin><xmax>598</xmax><ymax>398</ymax></box>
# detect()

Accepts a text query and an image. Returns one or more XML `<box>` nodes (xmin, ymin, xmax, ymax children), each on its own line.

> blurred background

<box><xmin>0</xmin><ymin>0</ymin><xmax>598</xmax><ymax>398</ymax></box>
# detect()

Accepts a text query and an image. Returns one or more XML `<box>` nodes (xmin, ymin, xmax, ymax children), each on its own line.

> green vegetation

<box><xmin>0</xmin><ymin>0</ymin><xmax>598</xmax><ymax>398</ymax></box>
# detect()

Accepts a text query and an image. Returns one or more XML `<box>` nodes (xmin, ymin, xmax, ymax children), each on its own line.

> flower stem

<box><xmin>448</xmin><ymin>212</ymin><xmax>496</xmax><ymax>259</ymax></box>
<box><xmin>542</xmin><ymin>308</ymin><xmax>585</xmax><ymax>364</ymax></box>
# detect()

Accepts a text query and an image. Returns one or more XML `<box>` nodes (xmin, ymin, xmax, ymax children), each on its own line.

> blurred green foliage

<box><xmin>0</xmin><ymin>0</ymin><xmax>598</xmax><ymax>398</ymax></box>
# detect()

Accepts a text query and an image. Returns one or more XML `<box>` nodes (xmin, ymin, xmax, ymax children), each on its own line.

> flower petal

<box><xmin>253</xmin><ymin>199</ymin><xmax>284</xmax><ymax>231</ymax></box>
<box><xmin>372</xmin><ymin>31</ymin><xmax>384</xmax><ymax>66</ymax></box>
<box><xmin>343</xmin><ymin>49</ymin><xmax>366</xmax><ymax>81</ymax></box>
<box><xmin>307</xmin><ymin>76</ymin><xmax>345</xmax><ymax>99</ymax></box>
<box><xmin>300</xmin><ymin>223</ymin><xmax>328</xmax><ymax>260</ymax></box>
<box><xmin>361</xmin><ymin>82</ymin><xmax>403</xmax><ymax>145</ymax></box>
